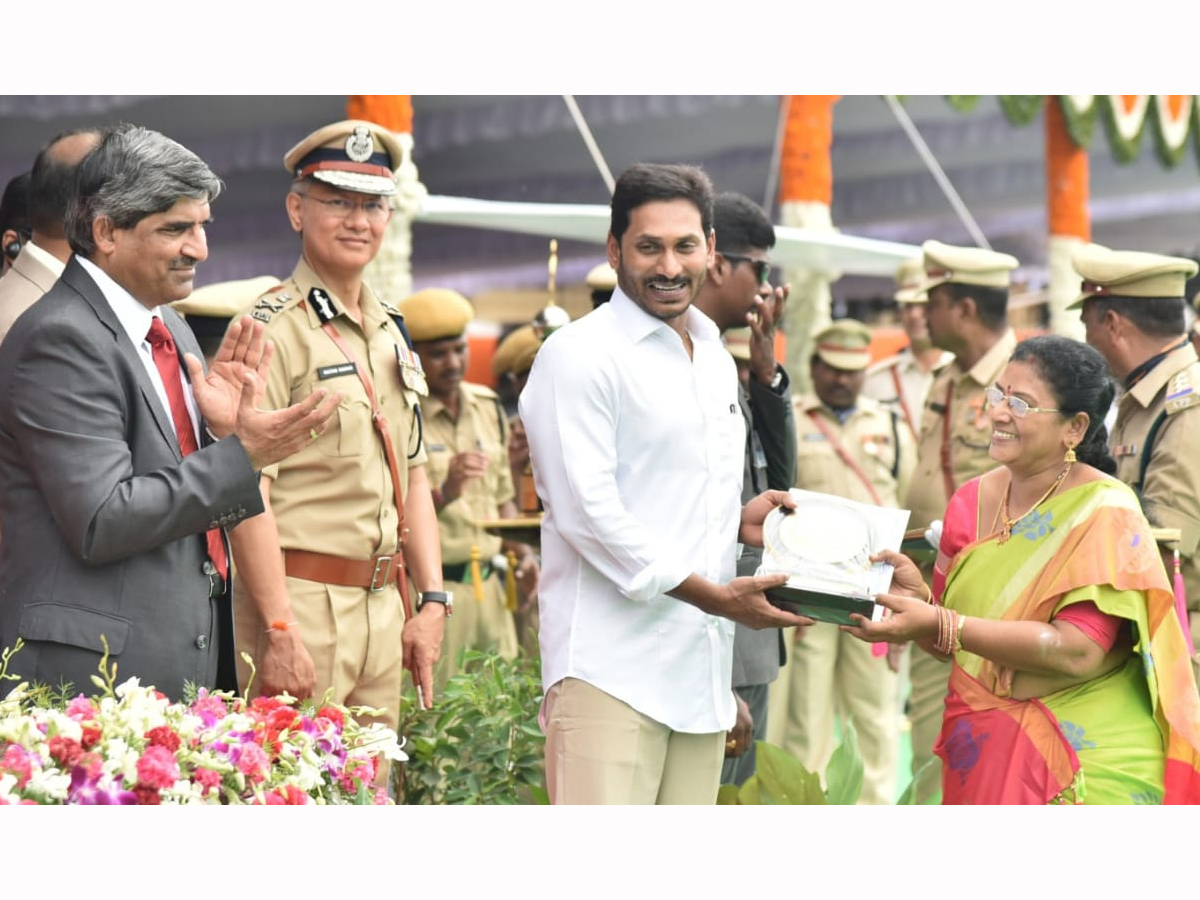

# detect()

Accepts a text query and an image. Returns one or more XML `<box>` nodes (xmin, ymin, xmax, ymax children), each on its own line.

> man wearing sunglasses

<box><xmin>692</xmin><ymin>191</ymin><xmax>796</xmax><ymax>787</ymax></box>
<box><xmin>902</xmin><ymin>239</ymin><xmax>1019</xmax><ymax>803</ymax></box>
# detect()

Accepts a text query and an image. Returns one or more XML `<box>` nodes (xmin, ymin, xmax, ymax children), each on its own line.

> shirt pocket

<box><xmin>795</xmin><ymin>434</ymin><xmax>840</xmax><ymax>491</ymax></box>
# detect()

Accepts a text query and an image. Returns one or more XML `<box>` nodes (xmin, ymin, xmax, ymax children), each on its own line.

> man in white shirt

<box><xmin>520</xmin><ymin>163</ymin><xmax>811</xmax><ymax>804</ymax></box>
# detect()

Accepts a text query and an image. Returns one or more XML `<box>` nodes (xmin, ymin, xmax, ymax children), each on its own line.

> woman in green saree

<box><xmin>845</xmin><ymin>335</ymin><xmax>1200</xmax><ymax>803</ymax></box>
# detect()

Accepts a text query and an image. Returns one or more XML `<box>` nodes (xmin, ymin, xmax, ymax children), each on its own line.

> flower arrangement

<box><xmin>0</xmin><ymin>641</ymin><xmax>406</xmax><ymax>805</ymax></box>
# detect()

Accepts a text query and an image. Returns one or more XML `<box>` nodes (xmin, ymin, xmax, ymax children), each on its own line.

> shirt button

<box><xmin>195</xmin><ymin>635</ymin><xmax>209</xmax><ymax>650</ymax></box>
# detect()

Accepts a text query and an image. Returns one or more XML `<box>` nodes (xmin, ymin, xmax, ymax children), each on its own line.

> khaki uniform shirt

<box><xmin>862</xmin><ymin>348</ymin><xmax>954</xmax><ymax>440</ymax></box>
<box><xmin>1111</xmin><ymin>342</ymin><xmax>1200</xmax><ymax>613</ymax></box>
<box><xmin>905</xmin><ymin>329</ymin><xmax>1017</xmax><ymax>532</ymax></box>
<box><xmin>252</xmin><ymin>257</ymin><xmax>427</xmax><ymax>557</ymax></box>
<box><xmin>793</xmin><ymin>393</ymin><xmax>913</xmax><ymax>509</ymax></box>
<box><xmin>422</xmin><ymin>382</ymin><xmax>515</xmax><ymax>565</ymax></box>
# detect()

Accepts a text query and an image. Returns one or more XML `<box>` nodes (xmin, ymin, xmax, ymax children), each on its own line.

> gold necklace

<box><xmin>994</xmin><ymin>462</ymin><xmax>1073</xmax><ymax>544</ymax></box>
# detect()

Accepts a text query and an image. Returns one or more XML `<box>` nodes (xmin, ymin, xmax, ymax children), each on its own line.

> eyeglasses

<box><xmin>721</xmin><ymin>252</ymin><xmax>771</xmax><ymax>286</ymax></box>
<box><xmin>299</xmin><ymin>193</ymin><xmax>391</xmax><ymax>223</ymax></box>
<box><xmin>984</xmin><ymin>385</ymin><xmax>1061</xmax><ymax>418</ymax></box>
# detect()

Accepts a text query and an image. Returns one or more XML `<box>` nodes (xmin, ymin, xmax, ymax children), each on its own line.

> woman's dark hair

<box><xmin>1010</xmin><ymin>335</ymin><xmax>1117</xmax><ymax>474</ymax></box>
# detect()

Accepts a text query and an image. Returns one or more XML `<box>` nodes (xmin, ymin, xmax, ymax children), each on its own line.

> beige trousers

<box><xmin>543</xmin><ymin>677</ymin><xmax>725</xmax><ymax>804</ymax></box>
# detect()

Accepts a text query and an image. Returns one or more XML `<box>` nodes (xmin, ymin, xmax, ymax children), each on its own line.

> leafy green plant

<box><xmin>717</xmin><ymin>719</ymin><xmax>864</xmax><ymax>804</ymax></box>
<box><xmin>396</xmin><ymin>649</ymin><xmax>547</xmax><ymax>805</ymax></box>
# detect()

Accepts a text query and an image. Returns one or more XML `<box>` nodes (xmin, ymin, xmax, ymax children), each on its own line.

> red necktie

<box><xmin>146</xmin><ymin>317</ymin><xmax>229</xmax><ymax>580</ymax></box>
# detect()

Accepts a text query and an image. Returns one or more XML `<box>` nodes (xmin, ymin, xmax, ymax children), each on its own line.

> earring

<box><xmin>1064</xmin><ymin>445</ymin><xmax>1077</xmax><ymax>464</ymax></box>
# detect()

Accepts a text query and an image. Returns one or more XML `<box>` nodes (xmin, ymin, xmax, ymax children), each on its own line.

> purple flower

<box><xmin>67</xmin><ymin>766</ymin><xmax>137</xmax><ymax>805</ymax></box>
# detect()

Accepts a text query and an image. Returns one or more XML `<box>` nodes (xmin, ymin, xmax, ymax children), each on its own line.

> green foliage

<box><xmin>717</xmin><ymin>720</ymin><xmax>864</xmax><ymax>805</ymax></box>
<box><xmin>895</xmin><ymin>756</ymin><xmax>942</xmax><ymax>805</ymax></box>
<box><xmin>396</xmin><ymin>649</ymin><xmax>547</xmax><ymax>805</ymax></box>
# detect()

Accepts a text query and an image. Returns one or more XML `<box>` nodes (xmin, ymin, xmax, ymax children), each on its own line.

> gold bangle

<box><xmin>955</xmin><ymin>614</ymin><xmax>967</xmax><ymax>653</ymax></box>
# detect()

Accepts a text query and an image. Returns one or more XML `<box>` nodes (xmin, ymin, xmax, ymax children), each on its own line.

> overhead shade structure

<box><xmin>414</xmin><ymin>194</ymin><xmax>919</xmax><ymax>278</ymax></box>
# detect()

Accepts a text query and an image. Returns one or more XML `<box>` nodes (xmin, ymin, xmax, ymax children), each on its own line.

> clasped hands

<box><xmin>184</xmin><ymin>315</ymin><xmax>342</xmax><ymax>470</ymax></box>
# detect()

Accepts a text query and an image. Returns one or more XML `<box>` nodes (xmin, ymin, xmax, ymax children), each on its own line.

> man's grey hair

<box><xmin>66</xmin><ymin>123</ymin><xmax>223</xmax><ymax>257</ymax></box>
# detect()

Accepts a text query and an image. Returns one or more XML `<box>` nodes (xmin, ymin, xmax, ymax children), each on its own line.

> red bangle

<box><xmin>266</xmin><ymin>620</ymin><xmax>298</xmax><ymax>634</ymax></box>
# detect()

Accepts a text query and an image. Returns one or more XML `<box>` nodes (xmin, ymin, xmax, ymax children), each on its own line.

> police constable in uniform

<box><xmin>768</xmin><ymin>319</ymin><xmax>913</xmax><ymax>804</ymax></box>
<box><xmin>903</xmin><ymin>239</ymin><xmax>1019</xmax><ymax>802</ymax></box>
<box><xmin>1071</xmin><ymin>245</ymin><xmax>1200</xmax><ymax>687</ymax></box>
<box><xmin>228</xmin><ymin>121</ymin><xmax>448</xmax><ymax>746</ymax></box>
<box><xmin>400</xmin><ymin>288</ymin><xmax>539</xmax><ymax>691</ymax></box>
<box><xmin>586</xmin><ymin>261</ymin><xmax>617</xmax><ymax>309</ymax></box>
<box><xmin>863</xmin><ymin>256</ymin><xmax>954</xmax><ymax>453</ymax></box>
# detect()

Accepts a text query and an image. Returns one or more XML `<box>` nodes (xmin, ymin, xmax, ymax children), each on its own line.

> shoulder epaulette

<box><xmin>248</xmin><ymin>288</ymin><xmax>301</xmax><ymax>325</ymax></box>
<box><xmin>1164</xmin><ymin>369</ymin><xmax>1200</xmax><ymax>415</ymax></box>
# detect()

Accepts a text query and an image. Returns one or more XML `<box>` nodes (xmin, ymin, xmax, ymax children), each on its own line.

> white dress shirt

<box><xmin>76</xmin><ymin>256</ymin><xmax>201</xmax><ymax>444</ymax></box>
<box><xmin>519</xmin><ymin>286</ymin><xmax>746</xmax><ymax>733</ymax></box>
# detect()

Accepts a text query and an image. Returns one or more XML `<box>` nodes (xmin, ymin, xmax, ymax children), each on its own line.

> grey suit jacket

<box><xmin>0</xmin><ymin>244</ymin><xmax>61</xmax><ymax>347</ymax></box>
<box><xmin>730</xmin><ymin>365</ymin><xmax>797</xmax><ymax>689</ymax></box>
<box><xmin>0</xmin><ymin>257</ymin><xmax>263</xmax><ymax>698</ymax></box>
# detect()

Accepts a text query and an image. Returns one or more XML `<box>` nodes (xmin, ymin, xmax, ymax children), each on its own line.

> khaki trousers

<box><xmin>543</xmin><ymin>677</ymin><xmax>725</xmax><ymax>804</ymax></box>
<box><xmin>906</xmin><ymin>648</ymin><xmax>949</xmax><ymax>803</ymax></box>
<box><xmin>435</xmin><ymin>573</ymin><xmax>519</xmax><ymax>693</ymax></box>
<box><xmin>768</xmin><ymin>623</ymin><xmax>899</xmax><ymax>805</ymax></box>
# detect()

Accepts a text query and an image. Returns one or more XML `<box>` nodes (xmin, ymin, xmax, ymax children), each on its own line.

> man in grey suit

<box><xmin>0</xmin><ymin>124</ymin><xmax>340</xmax><ymax>699</ymax></box>
<box><xmin>692</xmin><ymin>192</ymin><xmax>796</xmax><ymax>786</ymax></box>
<box><xmin>0</xmin><ymin>129</ymin><xmax>102</xmax><ymax>346</ymax></box>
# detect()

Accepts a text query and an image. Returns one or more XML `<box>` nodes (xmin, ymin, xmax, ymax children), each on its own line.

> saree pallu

<box><xmin>934</xmin><ymin>476</ymin><xmax>1200</xmax><ymax>804</ymax></box>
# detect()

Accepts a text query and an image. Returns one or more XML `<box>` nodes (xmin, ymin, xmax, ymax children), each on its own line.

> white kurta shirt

<box><xmin>519</xmin><ymin>286</ymin><xmax>745</xmax><ymax>733</ymax></box>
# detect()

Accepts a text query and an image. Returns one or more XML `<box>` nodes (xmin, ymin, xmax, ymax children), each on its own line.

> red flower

<box><xmin>80</xmin><ymin>724</ymin><xmax>102</xmax><ymax>750</ymax></box>
<box><xmin>47</xmin><ymin>735</ymin><xmax>84</xmax><ymax>768</ymax></box>
<box><xmin>145</xmin><ymin>726</ymin><xmax>182</xmax><ymax>753</ymax></box>
<box><xmin>193</xmin><ymin>767</ymin><xmax>222</xmax><ymax>796</ymax></box>
<box><xmin>133</xmin><ymin>784</ymin><xmax>162</xmax><ymax>805</ymax></box>
<box><xmin>317</xmin><ymin>706</ymin><xmax>345</xmax><ymax>730</ymax></box>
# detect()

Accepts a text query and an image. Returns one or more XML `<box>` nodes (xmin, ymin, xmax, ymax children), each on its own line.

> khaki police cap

<box><xmin>398</xmin><ymin>288</ymin><xmax>475</xmax><ymax>343</ymax></box>
<box><xmin>284</xmin><ymin>119</ymin><xmax>403</xmax><ymax>197</ymax></box>
<box><xmin>586</xmin><ymin>262</ymin><xmax>617</xmax><ymax>291</ymax></box>
<box><xmin>915</xmin><ymin>240</ymin><xmax>1019</xmax><ymax>295</ymax></box>
<box><xmin>1067</xmin><ymin>243</ymin><xmax>1199</xmax><ymax>310</ymax></box>
<box><xmin>724</xmin><ymin>327</ymin><xmax>752</xmax><ymax>362</ymax></box>
<box><xmin>813</xmin><ymin>319</ymin><xmax>873</xmax><ymax>371</ymax></box>
<box><xmin>492</xmin><ymin>324</ymin><xmax>542</xmax><ymax>378</ymax></box>
<box><xmin>171</xmin><ymin>275</ymin><xmax>282</xmax><ymax>319</ymax></box>
<box><xmin>894</xmin><ymin>256</ymin><xmax>926</xmax><ymax>304</ymax></box>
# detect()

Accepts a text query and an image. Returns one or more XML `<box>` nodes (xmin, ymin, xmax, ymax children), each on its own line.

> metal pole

<box><xmin>563</xmin><ymin>95</ymin><xmax>616</xmax><ymax>195</ymax></box>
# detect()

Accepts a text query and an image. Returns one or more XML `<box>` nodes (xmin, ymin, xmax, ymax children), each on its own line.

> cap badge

<box><xmin>345</xmin><ymin>126</ymin><xmax>374</xmax><ymax>163</ymax></box>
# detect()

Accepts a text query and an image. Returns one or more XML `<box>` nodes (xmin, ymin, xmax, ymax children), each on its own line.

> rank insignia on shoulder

<box><xmin>308</xmin><ymin>287</ymin><xmax>338</xmax><ymax>323</ymax></box>
<box><xmin>1166</xmin><ymin>372</ymin><xmax>1198</xmax><ymax>414</ymax></box>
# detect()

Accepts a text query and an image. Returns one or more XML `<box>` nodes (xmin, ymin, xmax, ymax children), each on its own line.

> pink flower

<box><xmin>135</xmin><ymin>744</ymin><xmax>180</xmax><ymax>790</ymax></box>
<box><xmin>145</xmin><ymin>726</ymin><xmax>182</xmax><ymax>753</ymax></box>
<box><xmin>1</xmin><ymin>745</ymin><xmax>34</xmax><ymax>789</ymax></box>
<box><xmin>190</xmin><ymin>690</ymin><xmax>230</xmax><ymax>728</ymax></box>
<box><xmin>48</xmin><ymin>735</ymin><xmax>84</xmax><ymax>768</ymax></box>
<box><xmin>193</xmin><ymin>767</ymin><xmax>222</xmax><ymax>796</ymax></box>
<box><xmin>234</xmin><ymin>741</ymin><xmax>270</xmax><ymax>784</ymax></box>
<box><xmin>65</xmin><ymin>696</ymin><xmax>97</xmax><ymax>721</ymax></box>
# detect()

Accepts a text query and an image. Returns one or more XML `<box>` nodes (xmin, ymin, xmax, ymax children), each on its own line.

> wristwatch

<box><xmin>769</xmin><ymin>366</ymin><xmax>786</xmax><ymax>392</ymax></box>
<box><xmin>416</xmin><ymin>589</ymin><xmax>453</xmax><ymax>616</ymax></box>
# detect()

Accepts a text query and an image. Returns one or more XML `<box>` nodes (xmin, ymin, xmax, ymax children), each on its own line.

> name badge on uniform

<box><xmin>802</xmin><ymin>433</ymin><xmax>828</xmax><ymax>442</ymax></box>
<box><xmin>427</xmin><ymin>443</ymin><xmax>447</xmax><ymax>452</ymax></box>
<box><xmin>396</xmin><ymin>345</ymin><xmax>428</xmax><ymax>396</ymax></box>
<box><xmin>316</xmin><ymin>362</ymin><xmax>357</xmax><ymax>380</ymax></box>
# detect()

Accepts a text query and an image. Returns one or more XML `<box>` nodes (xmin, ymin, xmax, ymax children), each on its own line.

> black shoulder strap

<box><xmin>388</xmin><ymin>312</ymin><xmax>416</xmax><ymax>351</ymax></box>
<box><xmin>1135</xmin><ymin>410</ymin><xmax>1169</xmax><ymax>495</ymax></box>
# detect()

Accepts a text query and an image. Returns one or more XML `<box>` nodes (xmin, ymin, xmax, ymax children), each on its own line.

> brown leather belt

<box><xmin>284</xmin><ymin>549</ymin><xmax>403</xmax><ymax>593</ymax></box>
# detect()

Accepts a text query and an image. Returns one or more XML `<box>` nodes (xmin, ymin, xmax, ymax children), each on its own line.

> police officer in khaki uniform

<box><xmin>586</xmin><ymin>261</ymin><xmax>617</xmax><ymax>309</ymax></box>
<box><xmin>1070</xmin><ymin>244</ymin><xmax>1200</xmax><ymax>687</ymax></box>
<box><xmin>767</xmin><ymin>319</ymin><xmax>914</xmax><ymax>805</ymax></box>
<box><xmin>399</xmin><ymin>288</ymin><xmax>539</xmax><ymax>692</ymax></box>
<box><xmin>903</xmin><ymin>239</ymin><xmax>1019</xmax><ymax>802</ymax></box>
<box><xmin>491</xmin><ymin>323</ymin><xmax>545</xmax><ymax>652</ymax></box>
<box><xmin>228</xmin><ymin>121</ymin><xmax>448</xmax><ymax>745</ymax></box>
<box><xmin>863</xmin><ymin>256</ymin><xmax>954</xmax><ymax>456</ymax></box>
